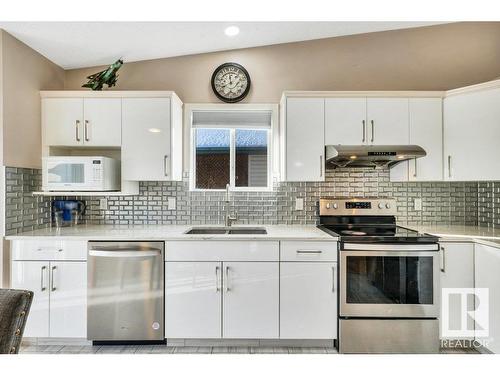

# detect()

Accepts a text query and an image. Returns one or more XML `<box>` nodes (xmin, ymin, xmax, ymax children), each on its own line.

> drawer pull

<box><xmin>296</xmin><ymin>250</ymin><xmax>323</xmax><ymax>254</ymax></box>
<box><xmin>37</xmin><ymin>248</ymin><xmax>63</xmax><ymax>252</ymax></box>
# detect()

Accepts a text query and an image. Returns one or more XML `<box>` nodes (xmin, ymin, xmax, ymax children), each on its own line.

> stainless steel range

<box><xmin>318</xmin><ymin>198</ymin><xmax>440</xmax><ymax>354</ymax></box>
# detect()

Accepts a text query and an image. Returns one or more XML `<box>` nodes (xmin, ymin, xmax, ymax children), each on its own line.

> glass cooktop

<box><xmin>317</xmin><ymin>223</ymin><xmax>438</xmax><ymax>243</ymax></box>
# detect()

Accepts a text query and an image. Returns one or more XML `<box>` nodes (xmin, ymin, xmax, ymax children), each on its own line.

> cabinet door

<box><xmin>280</xmin><ymin>262</ymin><xmax>337</xmax><ymax>339</ymax></box>
<box><xmin>444</xmin><ymin>88</ymin><xmax>500</xmax><ymax>181</ymax></box>
<box><xmin>165</xmin><ymin>262</ymin><xmax>222</xmax><ymax>338</ymax></box>
<box><xmin>83</xmin><ymin>98</ymin><xmax>121</xmax><ymax>146</ymax></box>
<box><xmin>285</xmin><ymin>98</ymin><xmax>324</xmax><ymax>181</ymax></box>
<box><xmin>325</xmin><ymin>98</ymin><xmax>367</xmax><ymax>145</ymax></box>
<box><xmin>390</xmin><ymin>98</ymin><xmax>443</xmax><ymax>182</ymax></box>
<box><xmin>223</xmin><ymin>262</ymin><xmax>279</xmax><ymax>338</ymax></box>
<box><xmin>122</xmin><ymin>98</ymin><xmax>171</xmax><ymax>181</ymax></box>
<box><xmin>366</xmin><ymin>98</ymin><xmax>409</xmax><ymax>145</ymax></box>
<box><xmin>43</xmin><ymin>98</ymin><xmax>83</xmax><ymax>146</ymax></box>
<box><xmin>11</xmin><ymin>261</ymin><xmax>50</xmax><ymax>337</ymax></box>
<box><xmin>475</xmin><ymin>244</ymin><xmax>500</xmax><ymax>353</ymax></box>
<box><xmin>49</xmin><ymin>262</ymin><xmax>87</xmax><ymax>338</ymax></box>
<box><xmin>439</xmin><ymin>242</ymin><xmax>474</xmax><ymax>340</ymax></box>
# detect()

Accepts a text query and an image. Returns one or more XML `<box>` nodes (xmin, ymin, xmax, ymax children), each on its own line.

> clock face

<box><xmin>211</xmin><ymin>63</ymin><xmax>251</xmax><ymax>103</ymax></box>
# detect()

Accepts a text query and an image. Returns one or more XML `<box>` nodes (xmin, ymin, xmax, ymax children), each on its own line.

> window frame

<box><xmin>186</xmin><ymin>104</ymin><xmax>277</xmax><ymax>192</ymax></box>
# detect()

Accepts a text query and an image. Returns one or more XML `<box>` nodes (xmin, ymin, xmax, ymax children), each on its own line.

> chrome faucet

<box><xmin>224</xmin><ymin>184</ymin><xmax>237</xmax><ymax>227</ymax></box>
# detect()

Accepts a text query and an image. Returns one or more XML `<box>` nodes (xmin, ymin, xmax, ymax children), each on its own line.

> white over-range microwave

<box><xmin>42</xmin><ymin>156</ymin><xmax>120</xmax><ymax>191</ymax></box>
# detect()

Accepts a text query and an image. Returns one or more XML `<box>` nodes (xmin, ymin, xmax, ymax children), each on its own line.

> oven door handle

<box><xmin>342</xmin><ymin>243</ymin><xmax>439</xmax><ymax>251</ymax></box>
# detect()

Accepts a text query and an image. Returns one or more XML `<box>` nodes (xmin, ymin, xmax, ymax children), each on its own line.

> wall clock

<box><xmin>211</xmin><ymin>63</ymin><xmax>251</xmax><ymax>103</ymax></box>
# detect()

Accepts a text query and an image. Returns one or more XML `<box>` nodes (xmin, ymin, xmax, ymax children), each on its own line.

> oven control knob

<box><xmin>386</xmin><ymin>203</ymin><xmax>391</xmax><ymax>209</ymax></box>
<box><xmin>326</xmin><ymin>203</ymin><xmax>331</xmax><ymax>209</ymax></box>
<box><xmin>378</xmin><ymin>202</ymin><xmax>384</xmax><ymax>209</ymax></box>
<box><xmin>333</xmin><ymin>203</ymin><xmax>338</xmax><ymax>209</ymax></box>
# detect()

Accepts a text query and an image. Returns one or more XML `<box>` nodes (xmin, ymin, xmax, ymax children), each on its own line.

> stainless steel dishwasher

<box><xmin>87</xmin><ymin>241</ymin><xmax>164</xmax><ymax>342</ymax></box>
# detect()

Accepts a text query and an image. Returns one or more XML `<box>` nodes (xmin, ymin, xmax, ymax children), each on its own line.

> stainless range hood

<box><xmin>325</xmin><ymin>145</ymin><xmax>426</xmax><ymax>169</ymax></box>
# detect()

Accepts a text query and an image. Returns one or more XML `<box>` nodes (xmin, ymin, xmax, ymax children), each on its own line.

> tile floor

<box><xmin>19</xmin><ymin>344</ymin><xmax>479</xmax><ymax>354</ymax></box>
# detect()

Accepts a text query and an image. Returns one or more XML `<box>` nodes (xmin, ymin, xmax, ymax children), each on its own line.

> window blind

<box><xmin>192</xmin><ymin>110</ymin><xmax>272</xmax><ymax>129</ymax></box>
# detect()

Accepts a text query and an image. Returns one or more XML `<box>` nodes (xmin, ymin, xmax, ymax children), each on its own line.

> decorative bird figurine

<box><xmin>82</xmin><ymin>58</ymin><xmax>123</xmax><ymax>91</ymax></box>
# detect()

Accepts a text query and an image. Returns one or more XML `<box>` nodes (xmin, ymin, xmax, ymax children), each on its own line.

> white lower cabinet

<box><xmin>222</xmin><ymin>262</ymin><xmax>279</xmax><ymax>339</ymax></box>
<box><xmin>165</xmin><ymin>262</ymin><xmax>222</xmax><ymax>338</ymax></box>
<box><xmin>49</xmin><ymin>262</ymin><xmax>87</xmax><ymax>338</ymax></box>
<box><xmin>11</xmin><ymin>261</ymin><xmax>50</xmax><ymax>337</ymax></box>
<box><xmin>439</xmin><ymin>242</ymin><xmax>474</xmax><ymax>340</ymax></box>
<box><xmin>280</xmin><ymin>262</ymin><xmax>337</xmax><ymax>339</ymax></box>
<box><xmin>165</xmin><ymin>260</ymin><xmax>279</xmax><ymax>339</ymax></box>
<box><xmin>475</xmin><ymin>244</ymin><xmax>500</xmax><ymax>353</ymax></box>
<box><xmin>11</xmin><ymin>260</ymin><xmax>87</xmax><ymax>338</ymax></box>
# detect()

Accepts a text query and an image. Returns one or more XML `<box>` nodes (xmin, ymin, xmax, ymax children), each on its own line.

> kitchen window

<box><xmin>189</xmin><ymin>108</ymin><xmax>274</xmax><ymax>191</ymax></box>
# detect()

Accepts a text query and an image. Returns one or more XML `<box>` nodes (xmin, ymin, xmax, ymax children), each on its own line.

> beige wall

<box><xmin>65</xmin><ymin>22</ymin><xmax>500</xmax><ymax>103</ymax></box>
<box><xmin>1</xmin><ymin>31</ymin><xmax>65</xmax><ymax>169</ymax></box>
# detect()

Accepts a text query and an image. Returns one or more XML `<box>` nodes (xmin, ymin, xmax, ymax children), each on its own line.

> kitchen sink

<box><xmin>228</xmin><ymin>228</ymin><xmax>267</xmax><ymax>235</ymax></box>
<box><xmin>185</xmin><ymin>228</ymin><xmax>229</xmax><ymax>234</ymax></box>
<box><xmin>185</xmin><ymin>227</ymin><xmax>267</xmax><ymax>235</ymax></box>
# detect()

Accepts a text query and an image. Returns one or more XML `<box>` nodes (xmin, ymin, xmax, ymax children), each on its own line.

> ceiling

<box><xmin>0</xmin><ymin>22</ymin><xmax>446</xmax><ymax>69</ymax></box>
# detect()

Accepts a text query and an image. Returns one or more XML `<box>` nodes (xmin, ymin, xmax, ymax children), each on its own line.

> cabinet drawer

<box><xmin>280</xmin><ymin>241</ymin><xmax>337</xmax><ymax>262</ymax></box>
<box><xmin>166</xmin><ymin>241</ymin><xmax>279</xmax><ymax>261</ymax></box>
<box><xmin>11</xmin><ymin>240</ymin><xmax>87</xmax><ymax>261</ymax></box>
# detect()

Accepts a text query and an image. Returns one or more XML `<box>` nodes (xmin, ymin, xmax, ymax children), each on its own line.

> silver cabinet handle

<box><xmin>51</xmin><ymin>266</ymin><xmax>57</xmax><ymax>291</ymax></box>
<box><xmin>225</xmin><ymin>266</ymin><xmax>230</xmax><ymax>292</ymax></box>
<box><xmin>362</xmin><ymin>120</ymin><xmax>366</xmax><ymax>143</ymax></box>
<box><xmin>84</xmin><ymin>120</ymin><xmax>90</xmax><ymax>142</ymax></box>
<box><xmin>370</xmin><ymin>120</ymin><xmax>375</xmax><ymax>142</ymax></box>
<box><xmin>215</xmin><ymin>266</ymin><xmax>220</xmax><ymax>292</ymax></box>
<box><xmin>332</xmin><ymin>266</ymin><xmax>336</xmax><ymax>293</ymax></box>
<box><xmin>440</xmin><ymin>246</ymin><xmax>446</xmax><ymax>273</ymax></box>
<box><xmin>413</xmin><ymin>158</ymin><xmax>418</xmax><ymax>178</ymax></box>
<box><xmin>75</xmin><ymin>120</ymin><xmax>81</xmax><ymax>142</ymax></box>
<box><xmin>448</xmin><ymin>155</ymin><xmax>452</xmax><ymax>178</ymax></box>
<box><xmin>164</xmin><ymin>155</ymin><xmax>169</xmax><ymax>177</ymax></box>
<box><xmin>41</xmin><ymin>266</ymin><xmax>47</xmax><ymax>291</ymax></box>
<box><xmin>89</xmin><ymin>250</ymin><xmax>159</xmax><ymax>258</ymax></box>
<box><xmin>319</xmin><ymin>155</ymin><xmax>323</xmax><ymax>178</ymax></box>
<box><xmin>296</xmin><ymin>250</ymin><xmax>322</xmax><ymax>254</ymax></box>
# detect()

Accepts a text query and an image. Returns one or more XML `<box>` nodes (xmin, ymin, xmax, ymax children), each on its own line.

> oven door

<box><xmin>340</xmin><ymin>243</ymin><xmax>440</xmax><ymax>318</ymax></box>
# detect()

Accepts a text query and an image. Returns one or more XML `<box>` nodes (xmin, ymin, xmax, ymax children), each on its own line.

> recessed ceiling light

<box><xmin>148</xmin><ymin>128</ymin><xmax>162</xmax><ymax>133</ymax></box>
<box><xmin>224</xmin><ymin>26</ymin><xmax>240</xmax><ymax>37</ymax></box>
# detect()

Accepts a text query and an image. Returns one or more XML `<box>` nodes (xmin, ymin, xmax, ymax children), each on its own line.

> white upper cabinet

<box><xmin>43</xmin><ymin>97</ymin><xmax>121</xmax><ymax>147</ymax></box>
<box><xmin>390</xmin><ymin>98</ymin><xmax>443</xmax><ymax>182</ymax></box>
<box><xmin>408</xmin><ymin>98</ymin><xmax>443</xmax><ymax>181</ymax></box>
<box><xmin>83</xmin><ymin>98</ymin><xmax>121</xmax><ymax>146</ymax></box>
<box><xmin>366</xmin><ymin>98</ymin><xmax>409</xmax><ymax>145</ymax></box>
<box><xmin>444</xmin><ymin>87</ymin><xmax>500</xmax><ymax>181</ymax></box>
<box><xmin>43</xmin><ymin>98</ymin><xmax>83</xmax><ymax>147</ymax></box>
<box><xmin>325</xmin><ymin>98</ymin><xmax>367</xmax><ymax>145</ymax></box>
<box><xmin>283</xmin><ymin>97</ymin><xmax>325</xmax><ymax>181</ymax></box>
<box><xmin>122</xmin><ymin>96</ymin><xmax>183</xmax><ymax>181</ymax></box>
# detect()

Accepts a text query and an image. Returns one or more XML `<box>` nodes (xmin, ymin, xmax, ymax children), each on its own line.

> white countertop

<box><xmin>406</xmin><ymin>224</ymin><xmax>500</xmax><ymax>249</ymax></box>
<box><xmin>5</xmin><ymin>224</ymin><xmax>336</xmax><ymax>241</ymax></box>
